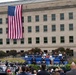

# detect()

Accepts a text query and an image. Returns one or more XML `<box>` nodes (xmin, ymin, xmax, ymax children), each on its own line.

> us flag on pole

<box><xmin>8</xmin><ymin>5</ymin><xmax>23</xmax><ymax>39</ymax></box>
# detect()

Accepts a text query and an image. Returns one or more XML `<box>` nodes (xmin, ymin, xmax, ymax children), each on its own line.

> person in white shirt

<box><xmin>43</xmin><ymin>53</ymin><xmax>46</xmax><ymax>57</ymax></box>
<box><xmin>49</xmin><ymin>55</ymin><xmax>54</xmax><ymax>65</ymax></box>
<box><xmin>58</xmin><ymin>52</ymin><xmax>62</xmax><ymax>59</ymax></box>
<box><xmin>25</xmin><ymin>54</ymin><xmax>28</xmax><ymax>58</ymax></box>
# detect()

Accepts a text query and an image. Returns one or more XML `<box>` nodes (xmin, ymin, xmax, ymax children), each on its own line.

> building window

<box><xmin>22</xmin><ymin>27</ymin><xmax>24</xmax><ymax>33</ymax></box>
<box><xmin>6</xmin><ymin>38</ymin><xmax>10</xmax><ymax>44</ymax></box>
<box><xmin>60</xmin><ymin>36</ymin><xmax>65</xmax><ymax>43</ymax></box>
<box><xmin>60</xmin><ymin>24</ymin><xmax>64</xmax><ymax>31</ymax></box>
<box><xmin>44</xmin><ymin>37</ymin><xmax>48</xmax><ymax>43</ymax></box>
<box><xmin>69</xmin><ymin>36</ymin><xmax>74</xmax><ymax>43</ymax></box>
<box><xmin>22</xmin><ymin>16</ymin><xmax>24</xmax><ymax>23</ymax></box>
<box><xmin>21</xmin><ymin>50</ymin><xmax>24</xmax><ymax>53</ymax></box>
<box><xmin>0</xmin><ymin>39</ymin><xmax>3</xmax><ymax>44</ymax></box>
<box><xmin>13</xmin><ymin>39</ymin><xmax>17</xmax><ymax>44</ymax></box>
<box><xmin>43</xmin><ymin>15</ymin><xmax>47</xmax><ymax>21</ymax></box>
<box><xmin>28</xmin><ymin>37</ymin><xmax>32</xmax><ymax>44</ymax></box>
<box><xmin>6</xmin><ymin>18</ymin><xmax>8</xmax><ymax>24</ymax></box>
<box><xmin>43</xmin><ymin>25</ymin><xmax>47</xmax><ymax>32</ymax></box>
<box><xmin>36</xmin><ymin>37</ymin><xmax>40</xmax><ymax>44</ymax></box>
<box><xmin>60</xmin><ymin>13</ymin><xmax>64</xmax><ymax>20</ymax></box>
<box><xmin>0</xmin><ymin>18</ymin><xmax>2</xmax><ymax>24</ymax></box>
<box><xmin>28</xmin><ymin>26</ymin><xmax>32</xmax><ymax>32</ymax></box>
<box><xmin>51</xmin><ymin>14</ymin><xmax>56</xmax><ymax>21</ymax></box>
<box><xmin>6</xmin><ymin>50</ymin><xmax>9</xmax><ymax>53</ymax></box>
<box><xmin>52</xmin><ymin>25</ymin><xmax>56</xmax><ymax>31</ymax></box>
<box><xmin>28</xmin><ymin>16</ymin><xmax>31</xmax><ymax>22</ymax></box>
<box><xmin>69</xmin><ymin>12</ymin><xmax>73</xmax><ymax>19</ymax></box>
<box><xmin>69</xmin><ymin>23</ymin><xmax>73</xmax><ymax>30</ymax></box>
<box><xmin>21</xmin><ymin>38</ymin><xmax>24</xmax><ymax>44</ymax></box>
<box><xmin>52</xmin><ymin>37</ymin><xmax>56</xmax><ymax>43</ymax></box>
<box><xmin>35</xmin><ymin>15</ymin><xmax>39</xmax><ymax>22</ymax></box>
<box><xmin>35</xmin><ymin>26</ymin><xmax>39</xmax><ymax>32</ymax></box>
<box><xmin>0</xmin><ymin>28</ymin><xmax>2</xmax><ymax>34</ymax></box>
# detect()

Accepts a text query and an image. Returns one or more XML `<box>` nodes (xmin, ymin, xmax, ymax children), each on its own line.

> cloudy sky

<box><xmin>0</xmin><ymin>0</ymin><xmax>18</xmax><ymax>3</ymax></box>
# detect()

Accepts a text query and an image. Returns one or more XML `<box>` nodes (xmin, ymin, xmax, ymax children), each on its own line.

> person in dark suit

<box><xmin>66</xmin><ymin>62</ymin><xmax>76</xmax><ymax>75</ymax></box>
<box><xmin>37</xmin><ymin>64</ymin><xmax>50</xmax><ymax>75</ymax></box>
<box><xmin>41</xmin><ymin>56</ymin><xmax>46</xmax><ymax>64</ymax></box>
<box><xmin>0</xmin><ymin>73</ymin><xmax>7</xmax><ymax>75</ymax></box>
<box><xmin>31</xmin><ymin>56</ymin><xmax>36</xmax><ymax>64</ymax></box>
<box><xmin>18</xmin><ymin>66</ymin><xmax>27</xmax><ymax>75</ymax></box>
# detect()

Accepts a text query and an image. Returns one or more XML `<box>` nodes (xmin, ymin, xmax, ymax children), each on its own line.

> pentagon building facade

<box><xmin>0</xmin><ymin>0</ymin><xmax>76</xmax><ymax>55</ymax></box>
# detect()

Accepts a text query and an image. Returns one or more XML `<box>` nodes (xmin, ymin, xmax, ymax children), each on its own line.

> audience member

<box><xmin>18</xmin><ymin>66</ymin><xmax>27</xmax><ymax>75</ymax></box>
<box><xmin>31</xmin><ymin>56</ymin><xmax>36</xmax><ymax>64</ymax></box>
<box><xmin>66</xmin><ymin>62</ymin><xmax>76</xmax><ymax>75</ymax></box>
<box><xmin>37</xmin><ymin>64</ymin><xmax>50</xmax><ymax>75</ymax></box>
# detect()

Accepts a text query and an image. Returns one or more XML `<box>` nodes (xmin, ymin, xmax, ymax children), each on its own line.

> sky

<box><xmin>0</xmin><ymin>0</ymin><xmax>18</xmax><ymax>3</ymax></box>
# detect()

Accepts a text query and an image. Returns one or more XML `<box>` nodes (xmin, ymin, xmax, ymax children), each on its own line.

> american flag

<box><xmin>8</xmin><ymin>5</ymin><xmax>23</xmax><ymax>39</ymax></box>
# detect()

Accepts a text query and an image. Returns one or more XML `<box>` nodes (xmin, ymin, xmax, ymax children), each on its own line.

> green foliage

<box><xmin>28</xmin><ymin>47</ymin><xmax>42</xmax><ymax>54</ymax></box>
<box><xmin>33</xmin><ymin>47</ymin><xmax>42</xmax><ymax>53</ymax></box>
<box><xmin>8</xmin><ymin>50</ymin><xmax>17</xmax><ymax>57</ymax></box>
<box><xmin>57</xmin><ymin>47</ymin><xmax>65</xmax><ymax>52</ymax></box>
<box><xmin>68</xmin><ymin>58</ymin><xmax>76</xmax><ymax>64</ymax></box>
<box><xmin>0</xmin><ymin>57</ymin><xmax>25</xmax><ymax>63</ymax></box>
<box><xmin>29</xmin><ymin>64</ymin><xmax>40</xmax><ymax>70</ymax></box>
<box><xmin>0</xmin><ymin>51</ymin><xmax>6</xmax><ymax>57</ymax></box>
<box><xmin>47</xmin><ymin>64</ymin><xmax>71</xmax><ymax>71</ymax></box>
<box><xmin>20</xmin><ymin>52</ymin><xmax>26</xmax><ymax>57</ymax></box>
<box><xmin>65</xmin><ymin>64</ymin><xmax>71</xmax><ymax>71</ymax></box>
<box><xmin>54</xmin><ymin>47</ymin><xmax>73</xmax><ymax>57</ymax></box>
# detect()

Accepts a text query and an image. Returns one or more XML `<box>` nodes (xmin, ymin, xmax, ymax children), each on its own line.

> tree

<box><xmin>55</xmin><ymin>47</ymin><xmax>65</xmax><ymax>53</ymax></box>
<box><xmin>28</xmin><ymin>47</ymin><xmax>42</xmax><ymax>54</ymax></box>
<box><xmin>0</xmin><ymin>51</ymin><xmax>6</xmax><ymax>57</ymax></box>
<box><xmin>8</xmin><ymin>50</ymin><xmax>17</xmax><ymax>57</ymax></box>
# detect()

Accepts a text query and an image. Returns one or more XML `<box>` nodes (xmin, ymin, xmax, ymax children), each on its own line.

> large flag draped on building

<box><xmin>8</xmin><ymin>5</ymin><xmax>23</xmax><ymax>39</ymax></box>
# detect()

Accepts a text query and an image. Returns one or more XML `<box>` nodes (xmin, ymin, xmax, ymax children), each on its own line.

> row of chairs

<box><xmin>24</xmin><ymin>57</ymin><xmax>68</xmax><ymax>65</ymax></box>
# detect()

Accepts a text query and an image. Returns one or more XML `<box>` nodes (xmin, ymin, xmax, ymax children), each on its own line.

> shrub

<box><xmin>0</xmin><ymin>51</ymin><xmax>6</xmax><ymax>57</ymax></box>
<box><xmin>28</xmin><ymin>47</ymin><xmax>43</xmax><ymax>54</ymax></box>
<box><xmin>65</xmin><ymin>64</ymin><xmax>71</xmax><ymax>71</ymax></box>
<box><xmin>29</xmin><ymin>64</ymin><xmax>40</xmax><ymax>70</ymax></box>
<box><xmin>8</xmin><ymin>50</ymin><xmax>17</xmax><ymax>57</ymax></box>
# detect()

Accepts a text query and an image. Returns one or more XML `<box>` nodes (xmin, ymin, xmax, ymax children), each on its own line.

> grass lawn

<box><xmin>0</xmin><ymin>57</ymin><xmax>25</xmax><ymax>63</ymax></box>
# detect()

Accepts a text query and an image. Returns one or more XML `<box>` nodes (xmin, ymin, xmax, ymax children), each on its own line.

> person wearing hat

<box><xmin>66</xmin><ymin>62</ymin><xmax>76</xmax><ymax>75</ymax></box>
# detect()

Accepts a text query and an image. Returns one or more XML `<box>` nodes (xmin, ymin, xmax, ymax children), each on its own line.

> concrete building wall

<box><xmin>0</xmin><ymin>0</ymin><xmax>75</xmax><ymax>55</ymax></box>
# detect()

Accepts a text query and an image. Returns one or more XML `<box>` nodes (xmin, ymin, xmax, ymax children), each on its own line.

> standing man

<box><xmin>18</xmin><ymin>66</ymin><xmax>27</xmax><ymax>75</ymax></box>
<box><xmin>66</xmin><ymin>62</ymin><xmax>76</xmax><ymax>75</ymax></box>
<box><xmin>37</xmin><ymin>64</ymin><xmax>50</xmax><ymax>75</ymax></box>
<box><xmin>49</xmin><ymin>55</ymin><xmax>54</xmax><ymax>65</ymax></box>
<box><xmin>31</xmin><ymin>56</ymin><xmax>36</xmax><ymax>64</ymax></box>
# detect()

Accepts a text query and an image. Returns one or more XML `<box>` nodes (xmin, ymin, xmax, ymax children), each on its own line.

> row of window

<box><xmin>0</xmin><ymin>23</ymin><xmax>74</xmax><ymax>34</ymax></box>
<box><xmin>0</xmin><ymin>12</ymin><xmax>73</xmax><ymax>24</ymax></box>
<box><xmin>27</xmin><ymin>12</ymin><xmax>73</xmax><ymax>22</ymax></box>
<box><xmin>27</xmin><ymin>24</ymin><xmax>74</xmax><ymax>32</ymax></box>
<box><xmin>0</xmin><ymin>36</ymin><xmax>74</xmax><ymax>45</ymax></box>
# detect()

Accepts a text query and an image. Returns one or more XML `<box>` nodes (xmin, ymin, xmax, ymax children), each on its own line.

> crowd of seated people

<box><xmin>0</xmin><ymin>60</ymin><xmax>75</xmax><ymax>75</ymax></box>
<box><xmin>24</xmin><ymin>51</ymin><xmax>68</xmax><ymax>65</ymax></box>
<box><xmin>15</xmin><ymin>62</ymin><xmax>76</xmax><ymax>75</ymax></box>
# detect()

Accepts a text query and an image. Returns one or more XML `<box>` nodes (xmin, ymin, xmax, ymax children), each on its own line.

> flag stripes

<box><xmin>8</xmin><ymin>5</ymin><xmax>23</xmax><ymax>39</ymax></box>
